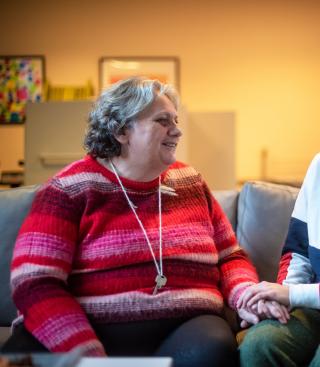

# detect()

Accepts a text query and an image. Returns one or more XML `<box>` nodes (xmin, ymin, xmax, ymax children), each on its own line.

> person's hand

<box><xmin>237</xmin><ymin>281</ymin><xmax>290</xmax><ymax>309</ymax></box>
<box><xmin>237</xmin><ymin>307</ymin><xmax>260</xmax><ymax>328</ymax></box>
<box><xmin>237</xmin><ymin>299</ymin><xmax>290</xmax><ymax>328</ymax></box>
<box><xmin>250</xmin><ymin>299</ymin><xmax>290</xmax><ymax>324</ymax></box>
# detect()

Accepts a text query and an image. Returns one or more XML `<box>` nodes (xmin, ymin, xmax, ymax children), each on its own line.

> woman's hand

<box><xmin>250</xmin><ymin>299</ymin><xmax>290</xmax><ymax>324</ymax></box>
<box><xmin>236</xmin><ymin>283</ymin><xmax>291</xmax><ymax>328</ymax></box>
<box><xmin>237</xmin><ymin>281</ymin><xmax>290</xmax><ymax>309</ymax></box>
<box><xmin>238</xmin><ymin>299</ymin><xmax>290</xmax><ymax>328</ymax></box>
<box><xmin>237</xmin><ymin>307</ymin><xmax>260</xmax><ymax>328</ymax></box>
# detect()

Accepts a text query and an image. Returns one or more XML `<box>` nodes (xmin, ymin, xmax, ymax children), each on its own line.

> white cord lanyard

<box><xmin>110</xmin><ymin>161</ymin><xmax>167</xmax><ymax>294</ymax></box>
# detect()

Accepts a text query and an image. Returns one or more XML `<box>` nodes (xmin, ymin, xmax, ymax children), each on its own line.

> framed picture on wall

<box><xmin>0</xmin><ymin>55</ymin><xmax>45</xmax><ymax>124</ymax></box>
<box><xmin>99</xmin><ymin>56</ymin><xmax>180</xmax><ymax>92</ymax></box>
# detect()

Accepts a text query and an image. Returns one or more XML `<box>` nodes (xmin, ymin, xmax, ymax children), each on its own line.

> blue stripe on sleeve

<box><xmin>309</xmin><ymin>246</ymin><xmax>320</xmax><ymax>282</ymax></box>
<box><xmin>282</xmin><ymin>217</ymin><xmax>309</xmax><ymax>258</ymax></box>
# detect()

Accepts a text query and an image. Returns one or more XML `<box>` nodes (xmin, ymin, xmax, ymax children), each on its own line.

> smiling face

<box><xmin>115</xmin><ymin>94</ymin><xmax>182</xmax><ymax>180</ymax></box>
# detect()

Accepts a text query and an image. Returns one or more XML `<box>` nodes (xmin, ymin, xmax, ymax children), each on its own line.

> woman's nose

<box><xmin>169</xmin><ymin>123</ymin><xmax>182</xmax><ymax>138</ymax></box>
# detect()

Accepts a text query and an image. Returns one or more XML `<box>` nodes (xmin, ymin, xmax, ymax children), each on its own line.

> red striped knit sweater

<box><xmin>11</xmin><ymin>156</ymin><xmax>258</xmax><ymax>356</ymax></box>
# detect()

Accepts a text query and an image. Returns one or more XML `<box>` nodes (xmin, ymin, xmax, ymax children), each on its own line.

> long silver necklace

<box><xmin>109</xmin><ymin>160</ymin><xmax>167</xmax><ymax>295</ymax></box>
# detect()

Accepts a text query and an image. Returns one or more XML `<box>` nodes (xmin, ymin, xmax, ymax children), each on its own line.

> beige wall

<box><xmin>2</xmin><ymin>0</ymin><xmax>320</xmax><ymax>182</ymax></box>
<box><xmin>0</xmin><ymin>126</ymin><xmax>24</xmax><ymax>172</ymax></box>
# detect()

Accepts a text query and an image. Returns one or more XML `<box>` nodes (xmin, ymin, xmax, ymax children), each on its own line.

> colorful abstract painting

<box><xmin>0</xmin><ymin>56</ymin><xmax>45</xmax><ymax>123</ymax></box>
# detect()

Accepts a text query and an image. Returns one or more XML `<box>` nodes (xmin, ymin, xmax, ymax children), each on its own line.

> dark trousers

<box><xmin>2</xmin><ymin>314</ymin><xmax>238</xmax><ymax>367</ymax></box>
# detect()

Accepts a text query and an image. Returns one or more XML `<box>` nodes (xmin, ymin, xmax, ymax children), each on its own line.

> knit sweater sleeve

<box><xmin>203</xmin><ymin>184</ymin><xmax>258</xmax><ymax>310</ymax></box>
<box><xmin>11</xmin><ymin>179</ymin><xmax>106</xmax><ymax>356</ymax></box>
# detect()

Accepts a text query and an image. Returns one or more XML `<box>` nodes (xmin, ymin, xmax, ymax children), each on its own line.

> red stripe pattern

<box><xmin>11</xmin><ymin>155</ymin><xmax>258</xmax><ymax>355</ymax></box>
<box><xmin>277</xmin><ymin>252</ymin><xmax>293</xmax><ymax>284</ymax></box>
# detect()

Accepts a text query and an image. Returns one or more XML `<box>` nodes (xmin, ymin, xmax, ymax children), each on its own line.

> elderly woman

<box><xmin>2</xmin><ymin>77</ymin><xmax>286</xmax><ymax>366</ymax></box>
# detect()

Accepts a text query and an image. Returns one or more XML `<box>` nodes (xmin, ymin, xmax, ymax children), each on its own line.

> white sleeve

<box><xmin>289</xmin><ymin>283</ymin><xmax>320</xmax><ymax>309</ymax></box>
<box><xmin>282</xmin><ymin>253</ymin><xmax>315</xmax><ymax>285</ymax></box>
<box><xmin>299</xmin><ymin>153</ymin><xmax>320</xmax><ymax>248</ymax></box>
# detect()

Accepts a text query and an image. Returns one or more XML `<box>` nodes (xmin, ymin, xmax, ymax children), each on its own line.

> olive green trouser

<box><xmin>239</xmin><ymin>308</ymin><xmax>320</xmax><ymax>367</ymax></box>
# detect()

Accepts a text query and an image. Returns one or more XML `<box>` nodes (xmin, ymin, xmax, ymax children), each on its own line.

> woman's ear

<box><xmin>114</xmin><ymin>129</ymin><xmax>130</xmax><ymax>145</ymax></box>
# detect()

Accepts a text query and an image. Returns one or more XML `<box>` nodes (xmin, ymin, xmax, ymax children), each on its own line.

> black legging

<box><xmin>2</xmin><ymin>314</ymin><xmax>238</xmax><ymax>367</ymax></box>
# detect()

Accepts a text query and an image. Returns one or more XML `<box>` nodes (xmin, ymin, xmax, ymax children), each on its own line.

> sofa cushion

<box><xmin>237</xmin><ymin>181</ymin><xmax>299</xmax><ymax>282</ymax></box>
<box><xmin>0</xmin><ymin>185</ymin><xmax>39</xmax><ymax>326</ymax></box>
<box><xmin>213</xmin><ymin>190</ymin><xmax>239</xmax><ymax>232</ymax></box>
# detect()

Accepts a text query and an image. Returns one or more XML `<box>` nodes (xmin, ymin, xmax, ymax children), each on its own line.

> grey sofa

<box><xmin>0</xmin><ymin>181</ymin><xmax>299</xmax><ymax>347</ymax></box>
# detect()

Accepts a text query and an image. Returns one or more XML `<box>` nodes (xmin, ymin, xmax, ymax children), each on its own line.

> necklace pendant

<box><xmin>156</xmin><ymin>274</ymin><xmax>167</xmax><ymax>287</ymax></box>
<box><xmin>153</xmin><ymin>274</ymin><xmax>167</xmax><ymax>295</ymax></box>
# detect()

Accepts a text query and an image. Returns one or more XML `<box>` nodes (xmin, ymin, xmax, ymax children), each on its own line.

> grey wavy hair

<box><xmin>84</xmin><ymin>76</ymin><xmax>179</xmax><ymax>158</ymax></box>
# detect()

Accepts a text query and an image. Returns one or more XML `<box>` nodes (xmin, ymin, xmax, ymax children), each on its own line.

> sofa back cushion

<box><xmin>0</xmin><ymin>185</ymin><xmax>39</xmax><ymax>326</ymax></box>
<box><xmin>237</xmin><ymin>181</ymin><xmax>299</xmax><ymax>282</ymax></box>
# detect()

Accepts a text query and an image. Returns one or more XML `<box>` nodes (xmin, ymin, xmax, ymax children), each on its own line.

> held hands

<box><xmin>236</xmin><ymin>282</ymin><xmax>291</xmax><ymax>328</ymax></box>
<box><xmin>237</xmin><ymin>281</ymin><xmax>290</xmax><ymax>308</ymax></box>
<box><xmin>238</xmin><ymin>299</ymin><xmax>290</xmax><ymax>328</ymax></box>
